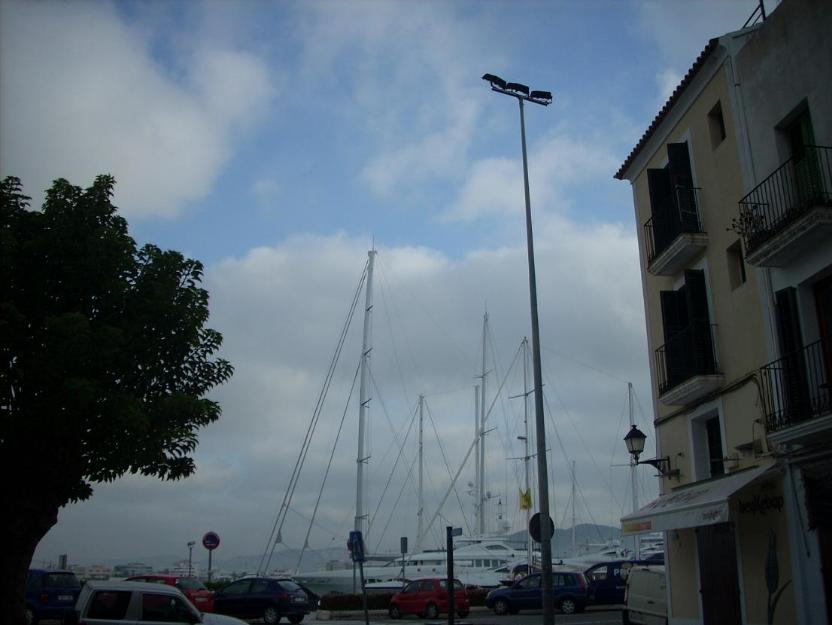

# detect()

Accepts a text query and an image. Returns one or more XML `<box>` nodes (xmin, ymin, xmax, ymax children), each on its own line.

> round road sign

<box><xmin>529</xmin><ymin>512</ymin><xmax>554</xmax><ymax>543</ymax></box>
<box><xmin>202</xmin><ymin>531</ymin><xmax>221</xmax><ymax>551</ymax></box>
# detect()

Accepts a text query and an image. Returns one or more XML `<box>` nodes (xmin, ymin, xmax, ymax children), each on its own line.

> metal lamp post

<box><xmin>482</xmin><ymin>73</ymin><xmax>555</xmax><ymax>625</ymax></box>
<box><xmin>187</xmin><ymin>541</ymin><xmax>195</xmax><ymax>577</ymax></box>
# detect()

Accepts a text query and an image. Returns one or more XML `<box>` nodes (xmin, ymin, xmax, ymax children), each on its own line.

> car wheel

<box><xmin>559</xmin><ymin>597</ymin><xmax>577</xmax><ymax>614</ymax></box>
<box><xmin>263</xmin><ymin>605</ymin><xmax>281</xmax><ymax>624</ymax></box>
<box><xmin>456</xmin><ymin>609</ymin><xmax>469</xmax><ymax>618</ymax></box>
<box><xmin>493</xmin><ymin>598</ymin><xmax>510</xmax><ymax>615</ymax></box>
<box><xmin>389</xmin><ymin>604</ymin><xmax>402</xmax><ymax>620</ymax></box>
<box><xmin>424</xmin><ymin>602</ymin><xmax>439</xmax><ymax>619</ymax></box>
<box><xmin>622</xmin><ymin>609</ymin><xmax>631</xmax><ymax>625</ymax></box>
<box><xmin>288</xmin><ymin>616</ymin><xmax>304</xmax><ymax>624</ymax></box>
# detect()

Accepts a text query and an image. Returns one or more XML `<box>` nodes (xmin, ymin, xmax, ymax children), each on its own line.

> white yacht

<box><xmin>294</xmin><ymin>537</ymin><xmax>526</xmax><ymax>594</ymax></box>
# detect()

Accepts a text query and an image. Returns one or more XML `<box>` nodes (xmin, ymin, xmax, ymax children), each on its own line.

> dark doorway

<box><xmin>696</xmin><ymin>522</ymin><xmax>742</xmax><ymax>625</ymax></box>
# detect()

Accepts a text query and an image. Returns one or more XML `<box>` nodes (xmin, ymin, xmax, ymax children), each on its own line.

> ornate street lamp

<box><xmin>624</xmin><ymin>425</ymin><xmax>680</xmax><ymax>478</ymax></box>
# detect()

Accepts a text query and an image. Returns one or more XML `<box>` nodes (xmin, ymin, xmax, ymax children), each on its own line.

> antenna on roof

<box><xmin>743</xmin><ymin>0</ymin><xmax>767</xmax><ymax>29</ymax></box>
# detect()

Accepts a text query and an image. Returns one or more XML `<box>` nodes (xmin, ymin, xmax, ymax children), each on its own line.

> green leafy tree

<box><xmin>0</xmin><ymin>175</ymin><xmax>233</xmax><ymax>623</ymax></box>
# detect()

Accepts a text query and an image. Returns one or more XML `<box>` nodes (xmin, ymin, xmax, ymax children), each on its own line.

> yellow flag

<box><xmin>519</xmin><ymin>488</ymin><xmax>532</xmax><ymax>510</ymax></box>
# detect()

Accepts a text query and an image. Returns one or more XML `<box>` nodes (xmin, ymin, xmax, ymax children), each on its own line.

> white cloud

<box><xmin>293</xmin><ymin>2</ymin><xmax>491</xmax><ymax>197</ymax></box>
<box><xmin>656</xmin><ymin>69</ymin><xmax>683</xmax><ymax>104</ymax></box>
<box><xmin>0</xmin><ymin>1</ymin><xmax>274</xmax><ymax>218</ymax></box>
<box><xmin>446</xmin><ymin>132</ymin><xmax>621</xmax><ymax>222</ymax></box>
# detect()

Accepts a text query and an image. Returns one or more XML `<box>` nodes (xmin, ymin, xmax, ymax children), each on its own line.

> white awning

<box><xmin>621</xmin><ymin>464</ymin><xmax>775</xmax><ymax>535</ymax></box>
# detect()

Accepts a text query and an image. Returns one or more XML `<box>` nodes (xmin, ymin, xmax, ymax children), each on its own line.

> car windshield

<box><xmin>177</xmin><ymin>578</ymin><xmax>206</xmax><ymax>591</ymax></box>
<box><xmin>44</xmin><ymin>573</ymin><xmax>81</xmax><ymax>588</ymax></box>
<box><xmin>277</xmin><ymin>580</ymin><xmax>302</xmax><ymax>592</ymax></box>
<box><xmin>439</xmin><ymin>580</ymin><xmax>463</xmax><ymax>590</ymax></box>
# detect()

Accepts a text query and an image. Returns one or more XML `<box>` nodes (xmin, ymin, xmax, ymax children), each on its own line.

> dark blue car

<box><xmin>25</xmin><ymin>569</ymin><xmax>81</xmax><ymax>624</ymax></box>
<box><xmin>584</xmin><ymin>559</ymin><xmax>659</xmax><ymax>605</ymax></box>
<box><xmin>485</xmin><ymin>571</ymin><xmax>588</xmax><ymax>615</ymax></box>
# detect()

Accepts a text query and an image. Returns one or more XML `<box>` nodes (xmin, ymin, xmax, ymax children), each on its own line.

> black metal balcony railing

<box><xmin>760</xmin><ymin>338</ymin><xmax>832</xmax><ymax>433</ymax></box>
<box><xmin>655</xmin><ymin>322</ymin><xmax>720</xmax><ymax>395</ymax></box>
<box><xmin>737</xmin><ymin>145</ymin><xmax>832</xmax><ymax>253</ymax></box>
<box><xmin>644</xmin><ymin>186</ymin><xmax>703</xmax><ymax>264</ymax></box>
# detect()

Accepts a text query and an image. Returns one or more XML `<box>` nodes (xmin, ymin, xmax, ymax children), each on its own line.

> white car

<box><xmin>72</xmin><ymin>580</ymin><xmax>246</xmax><ymax>625</ymax></box>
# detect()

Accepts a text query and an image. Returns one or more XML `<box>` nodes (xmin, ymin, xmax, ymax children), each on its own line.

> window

<box><xmin>250</xmin><ymin>580</ymin><xmax>269</xmax><ymax>593</ymax></box>
<box><xmin>88</xmin><ymin>591</ymin><xmax>132</xmax><ymax>620</ymax></box>
<box><xmin>646</xmin><ymin>142</ymin><xmax>700</xmax><ymax>260</ymax></box>
<box><xmin>691</xmin><ymin>412</ymin><xmax>725</xmax><ymax>479</ymax></box>
<box><xmin>727</xmin><ymin>241</ymin><xmax>746</xmax><ymax>289</ymax></box>
<box><xmin>708</xmin><ymin>101</ymin><xmax>726</xmax><ymax>148</ymax></box>
<box><xmin>705</xmin><ymin>416</ymin><xmax>725</xmax><ymax>476</ymax></box>
<box><xmin>221</xmin><ymin>580</ymin><xmax>250</xmax><ymax>595</ymax></box>
<box><xmin>517</xmin><ymin>575</ymin><xmax>540</xmax><ymax>589</ymax></box>
<box><xmin>659</xmin><ymin>269</ymin><xmax>715</xmax><ymax>389</ymax></box>
<box><xmin>142</xmin><ymin>593</ymin><xmax>195</xmax><ymax>622</ymax></box>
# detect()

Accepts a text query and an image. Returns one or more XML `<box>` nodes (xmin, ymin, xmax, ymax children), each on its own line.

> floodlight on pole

<box><xmin>481</xmin><ymin>71</ymin><xmax>554</xmax><ymax>625</ymax></box>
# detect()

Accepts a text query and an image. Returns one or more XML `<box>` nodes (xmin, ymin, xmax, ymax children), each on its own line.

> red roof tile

<box><xmin>614</xmin><ymin>38</ymin><xmax>720</xmax><ymax>180</ymax></box>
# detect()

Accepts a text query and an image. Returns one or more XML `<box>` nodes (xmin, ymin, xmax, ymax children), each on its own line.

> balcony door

<box><xmin>786</xmin><ymin>110</ymin><xmax>823</xmax><ymax>208</ymax></box>
<box><xmin>647</xmin><ymin>142</ymin><xmax>698</xmax><ymax>258</ymax></box>
<box><xmin>775</xmin><ymin>287</ymin><xmax>811</xmax><ymax>424</ymax></box>
<box><xmin>660</xmin><ymin>270</ymin><xmax>714</xmax><ymax>390</ymax></box>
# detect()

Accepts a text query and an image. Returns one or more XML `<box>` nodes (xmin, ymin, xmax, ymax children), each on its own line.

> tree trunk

<box><xmin>1</xmin><ymin>497</ymin><xmax>60</xmax><ymax>625</ymax></box>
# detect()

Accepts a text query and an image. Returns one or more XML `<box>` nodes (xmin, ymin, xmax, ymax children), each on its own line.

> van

<box><xmin>622</xmin><ymin>565</ymin><xmax>666</xmax><ymax>625</ymax></box>
<box><xmin>584</xmin><ymin>559</ymin><xmax>654</xmax><ymax>605</ymax></box>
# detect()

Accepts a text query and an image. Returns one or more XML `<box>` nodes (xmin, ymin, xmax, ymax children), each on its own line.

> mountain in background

<box><xmin>41</xmin><ymin>523</ymin><xmax>625</xmax><ymax>573</ymax></box>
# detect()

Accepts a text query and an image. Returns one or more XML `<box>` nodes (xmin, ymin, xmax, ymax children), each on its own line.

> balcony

<box><xmin>760</xmin><ymin>338</ymin><xmax>832</xmax><ymax>447</ymax></box>
<box><xmin>644</xmin><ymin>186</ymin><xmax>707</xmax><ymax>276</ymax></box>
<box><xmin>655</xmin><ymin>322</ymin><xmax>724</xmax><ymax>405</ymax></box>
<box><xmin>737</xmin><ymin>145</ymin><xmax>832</xmax><ymax>267</ymax></box>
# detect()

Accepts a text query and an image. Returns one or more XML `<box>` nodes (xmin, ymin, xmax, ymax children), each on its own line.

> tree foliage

<box><xmin>0</xmin><ymin>175</ymin><xmax>233</xmax><ymax>621</ymax></box>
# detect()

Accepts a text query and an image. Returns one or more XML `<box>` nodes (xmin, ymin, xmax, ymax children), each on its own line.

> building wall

<box><xmin>734</xmin><ymin>472</ymin><xmax>795</xmax><ymax>625</ymax></box>
<box><xmin>736</xmin><ymin>0</ymin><xmax>832</xmax><ymax>183</ymax></box>
<box><xmin>631</xmin><ymin>59</ymin><xmax>769</xmax><ymax>484</ymax></box>
<box><xmin>666</xmin><ymin>528</ymin><xmax>700</xmax><ymax>623</ymax></box>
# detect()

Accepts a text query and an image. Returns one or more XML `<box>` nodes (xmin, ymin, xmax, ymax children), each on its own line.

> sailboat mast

<box><xmin>571</xmin><ymin>460</ymin><xmax>576</xmax><ymax>557</ymax></box>
<box><xmin>355</xmin><ymin>250</ymin><xmax>376</xmax><ymax>540</ymax></box>
<box><xmin>473</xmin><ymin>385</ymin><xmax>480</xmax><ymax>535</ymax></box>
<box><xmin>629</xmin><ymin>382</ymin><xmax>640</xmax><ymax>559</ymax></box>
<box><xmin>478</xmin><ymin>312</ymin><xmax>488</xmax><ymax>535</ymax></box>
<box><xmin>417</xmin><ymin>394</ymin><xmax>424</xmax><ymax>552</ymax></box>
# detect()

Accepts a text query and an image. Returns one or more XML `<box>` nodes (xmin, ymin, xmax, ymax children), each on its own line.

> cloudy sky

<box><xmin>2</xmin><ymin>0</ymin><xmax>775</xmax><ymax>569</ymax></box>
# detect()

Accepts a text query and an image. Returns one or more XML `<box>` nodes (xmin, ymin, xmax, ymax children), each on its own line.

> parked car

<box><xmin>70</xmin><ymin>580</ymin><xmax>245</xmax><ymax>625</ymax></box>
<box><xmin>622</xmin><ymin>566</ymin><xmax>667</xmax><ymax>625</ymax></box>
<box><xmin>388</xmin><ymin>577</ymin><xmax>470</xmax><ymax>619</ymax></box>
<box><xmin>212</xmin><ymin>576</ymin><xmax>310</xmax><ymax>625</ymax></box>
<box><xmin>25</xmin><ymin>568</ymin><xmax>81</xmax><ymax>624</ymax></box>
<box><xmin>125</xmin><ymin>574</ymin><xmax>214</xmax><ymax>612</ymax></box>
<box><xmin>485</xmin><ymin>570</ymin><xmax>588</xmax><ymax>615</ymax></box>
<box><xmin>584</xmin><ymin>559</ymin><xmax>654</xmax><ymax>605</ymax></box>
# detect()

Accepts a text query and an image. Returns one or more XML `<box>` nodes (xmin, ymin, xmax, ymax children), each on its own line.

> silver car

<box><xmin>73</xmin><ymin>580</ymin><xmax>246</xmax><ymax>625</ymax></box>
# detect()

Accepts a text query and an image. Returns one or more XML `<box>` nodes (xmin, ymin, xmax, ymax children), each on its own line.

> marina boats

<box><xmin>294</xmin><ymin>537</ymin><xmax>527</xmax><ymax>594</ymax></box>
<box><xmin>262</xmin><ymin>251</ymin><xmax>663</xmax><ymax>595</ymax></box>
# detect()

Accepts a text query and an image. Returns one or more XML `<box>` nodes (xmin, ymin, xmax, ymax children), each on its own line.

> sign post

<box><xmin>348</xmin><ymin>531</ymin><xmax>369</xmax><ymax>625</ymax></box>
<box><xmin>202</xmin><ymin>531</ymin><xmax>220</xmax><ymax>582</ymax></box>
<box><xmin>400</xmin><ymin>537</ymin><xmax>408</xmax><ymax>587</ymax></box>
<box><xmin>446</xmin><ymin>527</ymin><xmax>462</xmax><ymax>625</ymax></box>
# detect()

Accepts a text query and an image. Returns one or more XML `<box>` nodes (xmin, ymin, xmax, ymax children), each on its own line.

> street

<box><xmin>312</xmin><ymin>606</ymin><xmax>624</xmax><ymax>625</ymax></box>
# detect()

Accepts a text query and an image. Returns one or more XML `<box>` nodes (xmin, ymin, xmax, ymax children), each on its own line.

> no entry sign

<box><xmin>202</xmin><ymin>531</ymin><xmax>221</xmax><ymax>551</ymax></box>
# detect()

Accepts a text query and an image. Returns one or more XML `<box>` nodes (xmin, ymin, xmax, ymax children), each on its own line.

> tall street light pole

<box><xmin>481</xmin><ymin>73</ymin><xmax>554</xmax><ymax>625</ymax></box>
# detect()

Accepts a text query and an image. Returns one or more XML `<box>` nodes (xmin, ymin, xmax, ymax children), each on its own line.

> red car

<box><xmin>389</xmin><ymin>578</ymin><xmax>470</xmax><ymax>619</ymax></box>
<box><xmin>126</xmin><ymin>575</ymin><xmax>214</xmax><ymax>612</ymax></box>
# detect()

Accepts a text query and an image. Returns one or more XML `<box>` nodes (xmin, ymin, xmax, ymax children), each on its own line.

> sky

<box><xmin>1</xmin><ymin>0</ymin><xmax>777</xmax><ymax>570</ymax></box>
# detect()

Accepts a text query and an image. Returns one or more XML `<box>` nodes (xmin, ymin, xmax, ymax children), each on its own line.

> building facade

<box><xmin>615</xmin><ymin>1</ymin><xmax>831</xmax><ymax>623</ymax></box>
